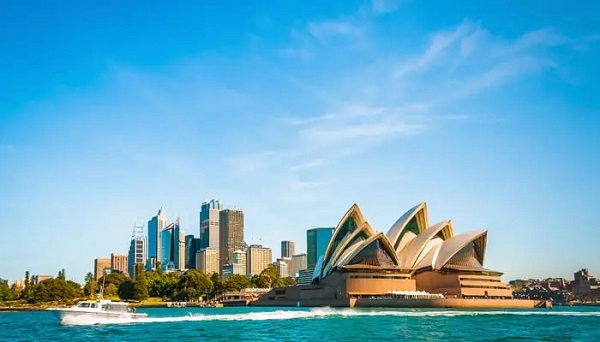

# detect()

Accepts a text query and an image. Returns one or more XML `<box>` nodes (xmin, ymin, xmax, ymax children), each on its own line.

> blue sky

<box><xmin>1</xmin><ymin>0</ymin><xmax>599</xmax><ymax>283</ymax></box>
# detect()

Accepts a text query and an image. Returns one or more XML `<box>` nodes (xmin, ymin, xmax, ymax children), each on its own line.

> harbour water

<box><xmin>1</xmin><ymin>306</ymin><xmax>599</xmax><ymax>341</ymax></box>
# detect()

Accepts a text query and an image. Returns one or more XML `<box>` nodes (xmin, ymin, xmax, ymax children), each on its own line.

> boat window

<box><xmin>90</xmin><ymin>303</ymin><xmax>96</xmax><ymax>308</ymax></box>
<box><xmin>78</xmin><ymin>302</ymin><xmax>90</xmax><ymax>308</ymax></box>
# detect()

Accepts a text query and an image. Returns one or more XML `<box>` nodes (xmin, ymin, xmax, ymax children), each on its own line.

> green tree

<box><xmin>57</xmin><ymin>269</ymin><xmax>66</xmax><ymax>281</ymax></box>
<box><xmin>173</xmin><ymin>270</ymin><xmax>213</xmax><ymax>301</ymax></box>
<box><xmin>22</xmin><ymin>270</ymin><xmax>33</xmax><ymax>301</ymax></box>
<box><xmin>223</xmin><ymin>274</ymin><xmax>251</xmax><ymax>292</ymax></box>
<box><xmin>66</xmin><ymin>280</ymin><xmax>84</xmax><ymax>298</ymax></box>
<box><xmin>209</xmin><ymin>272</ymin><xmax>224</xmax><ymax>298</ymax></box>
<box><xmin>84</xmin><ymin>272</ymin><xmax>97</xmax><ymax>297</ymax></box>
<box><xmin>145</xmin><ymin>271</ymin><xmax>164</xmax><ymax>297</ymax></box>
<box><xmin>251</xmin><ymin>266</ymin><xmax>285</xmax><ymax>288</ymax></box>
<box><xmin>10</xmin><ymin>283</ymin><xmax>22</xmax><ymax>300</ymax></box>
<box><xmin>104</xmin><ymin>283</ymin><xmax>118</xmax><ymax>297</ymax></box>
<box><xmin>161</xmin><ymin>272</ymin><xmax>180</xmax><ymax>299</ymax></box>
<box><xmin>0</xmin><ymin>281</ymin><xmax>12</xmax><ymax>301</ymax></box>
<box><xmin>33</xmin><ymin>278</ymin><xmax>80</xmax><ymax>303</ymax></box>
<box><xmin>132</xmin><ymin>263</ymin><xmax>149</xmax><ymax>300</ymax></box>
<box><xmin>97</xmin><ymin>273</ymin><xmax>130</xmax><ymax>293</ymax></box>
<box><xmin>118</xmin><ymin>280</ymin><xmax>134</xmax><ymax>300</ymax></box>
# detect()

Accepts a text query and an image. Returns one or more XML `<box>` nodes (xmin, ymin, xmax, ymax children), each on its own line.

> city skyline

<box><xmin>1</xmin><ymin>1</ymin><xmax>599</xmax><ymax>283</ymax></box>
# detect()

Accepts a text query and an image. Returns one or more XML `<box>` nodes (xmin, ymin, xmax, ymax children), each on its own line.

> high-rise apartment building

<box><xmin>148</xmin><ymin>207</ymin><xmax>168</xmax><ymax>263</ymax></box>
<box><xmin>160</xmin><ymin>219</ymin><xmax>184</xmax><ymax>271</ymax></box>
<box><xmin>199</xmin><ymin>199</ymin><xmax>222</xmax><ymax>249</ymax></box>
<box><xmin>94</xmin><ymin>258</ymin><xmax>111</xmax><ymax>280</ymax></box>
<box><xmin>246</xmin><ymin>245</ymin><xmax>272</xmax><ymax>276</ymax></box>
<box><xmin>128</xmin><ymin>224</ymin><xmax>147</xmax><ymax>278</ymax></box>
<box><xmin>196</xmin><ymin>247</ymin><xmax>219</xmax><ymax>275</ymax></box>
<box><xmin>275</xmin><ymin>259</ymin><xmax>289</xmax><ymax>278</ymax></box>
<box><xmin>232</xmin><ymin>249</ymin><xmax>246</xmax><ymax>275</ymax></box>
<box><xmin>219</xmin><ymin>209</ymin><xmax>244</xmax><ymax>275</ymax></box>
<box><xmin>281</xmin><ymin>240</ymin><xmax>295</xmax><ymax>258</ymax></box>
<box><xmin>111</xmin><ymin>253</ymin><xmax>128</xmax><ymax>275</ymax></box>
<box><xmin>185</xmin><ymin>235</ymin><xmax>201</xmax><ymax>269</ymax></box>
<box><xmin>290</xmin><ymin>253</ymin><xmax>307</xmax><ymax>277</ymax></box>
<box><xmin>307</xmin><ymin>227</ymin><xmax>334</xmax><ymax>270</ymax></box>
<box><xmin>178</xmin><ymin>230</ymin><xmax>186</xmax><ymax>270</ymax></box>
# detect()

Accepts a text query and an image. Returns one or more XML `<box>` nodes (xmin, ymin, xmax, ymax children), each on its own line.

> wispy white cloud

<box><xmin>395</xmin><ymin>20</ymin><xmax>479</xmax><ymax>77</ymax></box>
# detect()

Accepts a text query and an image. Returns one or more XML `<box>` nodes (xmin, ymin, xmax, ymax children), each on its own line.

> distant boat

<box><xmin>166</xmin><ymin>301</ymin><xmax>187</xmax><ymax>308</ymax></box>
<box><xmin>48</xmin><ymin>294</ymin><xmax>147</xmax><ymax>324</ymax></box>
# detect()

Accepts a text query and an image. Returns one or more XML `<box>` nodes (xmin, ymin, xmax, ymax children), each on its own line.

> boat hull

<box><xmin>51</xmin><ymin>309</ymin><xmax>147</xmax><ymax>325</ymax></box>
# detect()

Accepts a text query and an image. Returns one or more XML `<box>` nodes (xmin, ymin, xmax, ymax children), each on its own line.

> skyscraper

<box><xmin>307</xmin><ymin>227</ymin><xmax>334</xmax><ymax>270</ymax></box>
<box><xmin>196</xmin><ymin>247</ymin><xmax>219</xmax><ymax>275</ymax></box>
<box><xmin>219</xmin><ymin>209</ymin><xmax>244</xmax><ymax>275</ymax></box>
<box><xmin>111</xmin><ymin>253</ymin><xmax>128</xmax><ymax>275</ymax></box>
<box><xmin>275</xmin><ymin>259</ymin><xmax>289</xmax><ymax>278</ymax></box>
<box><xmin>281</xmin><ymin>240</ymin><xmax>295</xmax><ymax>258</ymax></box>
<box><xmin>160</xmin><ymin>219</ymin><xmax>184</xmax><ymax>271</ymax></box>
<box><xmin>94</xmin><ymin>258</ymin><xmax>111</xmax><ymax>280</ymax></box>
<box><xmin>246</xmin><ymin>245</ymin><xmax>272</xmax><ymax>276</ymax></box>
<box><xmin>199</xmin><ymin>199</ymin><xmax>222</xmax><ymax>249</ymax></box>
<box><xmin>178</xmin><ymin>229</ymin><xmax>186</xmax><ymax>270</ymax></box>
<box><xmin>128</xmin><ymin>224</ymin><xmax>147</xmax><ymax>278</ymax></box>
<box><xmin>185</xmin><ymin>234</ymin><xmax>201</xmax><ymax>269</ymax></box>
<box><xmin>148</xmin><ymin>207</ymin><xmax>168</xmax><ymax>263</ymax></box>
<box><xmin>232</xmin><ymin>249</ymin><xmax>246</xmax><ymax>276</ymax></box>
<box><xmin>290</xmin><ymin>253</ymin><xmax>307</xmax><ymax>277</ymax></box>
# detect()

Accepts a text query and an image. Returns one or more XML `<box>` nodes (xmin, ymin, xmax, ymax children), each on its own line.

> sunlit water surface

<box><xmin>1</xmin><ymin>306</ymin><xmax>599</xmax><ymax>341</ymax></box>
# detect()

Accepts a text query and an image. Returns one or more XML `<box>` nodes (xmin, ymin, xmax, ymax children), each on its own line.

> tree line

<box><xmin>0</xmin><ymin>264</ymin><xmax>296</xmax><ymax>304</ymax></box>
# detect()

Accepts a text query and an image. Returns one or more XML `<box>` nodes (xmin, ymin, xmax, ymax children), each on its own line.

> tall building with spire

<box><xmin>219</xmin><ymin>209</ymin><xmax>244</xmax><ymax>275</ymax></box>
<box><xmin>200</xmin><ymin>200</ymin><xmax>222</xmax><ymax>250</ymax></box>
<box><xmin>128</xmin><ymin>224</ymin><xmax>147</xmax><ymax>278</ymax></box>
<box><xmin>148</xmin><ymin>207</ymin><xmax>168</xmax><ymax>263</ymax></box>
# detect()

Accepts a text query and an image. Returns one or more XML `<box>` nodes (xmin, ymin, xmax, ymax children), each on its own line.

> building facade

<box><xmin>255</xmin><ymin>202</ymin><xmax>526</xmax><ymax>308</ymax></box>
<box><xmin>275</xmin><ymin>259</ymin><xmax>289</xmax><ymax>278</ymax></box>
<box><xmin>94</xmin><ymin>258</ymin><xmax>111</xmax><ymax>280</ymax></box>
<box><xmin>290</xmin><ymin>253</ymin><xmax>307</xmax><ymax>277</ymax></box>
<box><xmin>307</xmin><ymin>227</ymin><xmax>334</xmax><ymax>270</ymax></box>
<box><xmin>219</xmin><ymin>209</ymin><xmax>244</xmax><ymax>275</ymax></box>
<box><xmin>281</xmin><ymin>240</ymin><xmax>295</xmax><ymax>258</ymax></box>
<box><xmin>573</xmin><ymin>269</ymin><xmax>600</xmax><ymax>300</ymax></box>
<box><xmin>200</xmin><ymin>199</ymin><xmax>222</xmax><ymax>250</ymax></box>
<box><xmin>196</xmin><ymin>247</ymin><xmax>219</xmax><ymax>275</ymax></box>
<box><xmin>128</xmin><ymin>225</ymin><xmax>147</xmax><ymax>278</ymax></box>
<box><xmin>160</xmin><ymin>220</ymin><xmax>184</xmax><ymax>271</ymax></box>
<box><xmin>185</xmin><ymin>235</ymin><xmax>201</xmax><ymax>269</ymax></box>
<box><xmin>148</xmin><ymin>207</ymin><xmax>168</xmax><ymax>263</ymax></box>
<box><xmin>247</xmin><ymin>245</ymin><xmax>272</xmax><ymax>276</ymax></box>
<box><xmin>111</xmin><ymin>253</ymin><xmax>128</xmax><ymax>275</ymax></box>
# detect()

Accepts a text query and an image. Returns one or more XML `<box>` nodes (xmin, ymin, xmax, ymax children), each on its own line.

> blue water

<box><xmin>1</xmin><ymin>306</ymin><xmax>599</xmax><ymax>341</ymax></box>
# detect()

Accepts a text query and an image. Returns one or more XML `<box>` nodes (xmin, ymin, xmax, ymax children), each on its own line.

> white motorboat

<box><xmin>49</xmin><ymin>295</ymin><xmax>147</xmax><ymax>325</ymax></box>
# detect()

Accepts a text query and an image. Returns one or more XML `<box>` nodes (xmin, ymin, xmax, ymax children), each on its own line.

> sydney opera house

<box><xmin>253</xmin><ymin>202</ymin><xmax>548</xmax><ymax>308</ymax></box>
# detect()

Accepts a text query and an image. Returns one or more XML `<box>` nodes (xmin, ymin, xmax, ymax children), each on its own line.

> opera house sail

<box><xmin>253</xmin><ymin>202</ymin><xmax>549</xmax><ymax>309</ymax></box>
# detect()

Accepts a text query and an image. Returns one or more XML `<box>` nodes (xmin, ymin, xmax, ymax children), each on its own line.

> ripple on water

<box><xmin>1</xmin><ymin>307</ymin><xmax>600</xmax><ymax>341</ymax></box>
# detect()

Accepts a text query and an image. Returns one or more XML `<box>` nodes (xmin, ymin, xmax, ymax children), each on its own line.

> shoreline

<box><xmin>2</xmin><ymin>302</ymin><xmax>600</xmax><ymax>312</ymax></box>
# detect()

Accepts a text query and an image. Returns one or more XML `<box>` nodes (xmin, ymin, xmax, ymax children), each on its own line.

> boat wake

<box><xmin>60</xmin><ymin>307</ymin><xmax>600</xmax><ymax>326</ymax></box>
